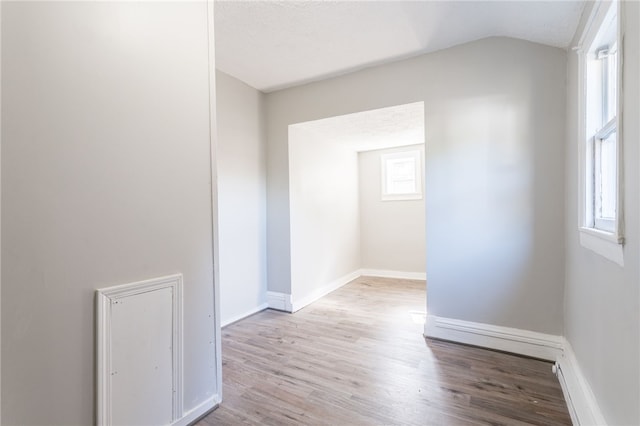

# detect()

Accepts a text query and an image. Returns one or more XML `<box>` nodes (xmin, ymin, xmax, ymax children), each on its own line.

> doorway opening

<box><xmin>287</xmin><ymin>101</ymin><xmax>426</xmax><ymax>319</ymax></box>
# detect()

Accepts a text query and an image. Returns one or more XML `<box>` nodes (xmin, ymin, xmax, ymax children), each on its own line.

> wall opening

<box><xmin>287</xmin><ymin>101</ymin><xmax>426</xmax><ymax>317</ymax></box>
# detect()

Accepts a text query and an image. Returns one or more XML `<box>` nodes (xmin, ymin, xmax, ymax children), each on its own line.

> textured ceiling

<box><xmin>215</xmin><ymin>1</ymin><xmax>585</xmax><ymax>93</ymax></box>
<box><xmin>291</xmin><ymin>102</ymin><xmax>424</xmax><ymax>153</ymax></box>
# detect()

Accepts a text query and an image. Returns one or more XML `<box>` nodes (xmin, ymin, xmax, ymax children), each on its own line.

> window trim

<box><xmin>576</xmin><ymin>0</ymin><xmax>624</xmax><ymax>264</ymax></box>
<box><xmin>380</xmin><ymin>150</ymin><xmax>423</xmax><ymax>201</ymax></box>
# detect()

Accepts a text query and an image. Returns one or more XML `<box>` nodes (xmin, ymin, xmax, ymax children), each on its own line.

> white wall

<box><xmin>358</xmin><ymin>144</ymin><xmax>426</xmax><ymax>275</ymax></box>
<box><xmin>288</xmin><ymin>126</ymin><xmax>361</xmax><ymax>305</ymax></box>
<box><xmin>216</xmin><ymin>70</ymin><xmax>268</xmax><ymax>326</ymax></box>
<box><xmin>266</xmin><ymin>37</ymin><xmax>567</xmax><ymax>335</ymax></box>
<box><xmin>564</xmin><ymin>2</ymin><xmax>640</xmax><ymax>424</ymax></box>
<box><xmin>1</xmin><ymin>3</ymin><xmax>218</xmax><ymax>424</ymax></box>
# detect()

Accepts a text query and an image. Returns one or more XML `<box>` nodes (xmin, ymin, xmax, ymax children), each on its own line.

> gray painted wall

<box><xmin>358</xmin><ymin>145</ymin><xmax>426</xmax><ymax>273</ymax></box>
<box><xmin>266</xmin><ymin>37</ymin><xmax>567</xmax><ymax>334</ymax></box>
<box><xmin>1</xmin><ymin>3</ymin><xmax>217</xmax><ymax>424</ymax></box>
<box><xmin>216</xmin><ymin>71</ymin><xmax>268</xmax><ymax>326</ymax></box>
<box><xmin>564</xmin><ymin>2</ymin><xmax>640</xmax><ymax>424</ymax></box>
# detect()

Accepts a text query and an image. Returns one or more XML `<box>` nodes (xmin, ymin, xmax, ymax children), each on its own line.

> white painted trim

<box><xmin>171</xmin><ymin>395</ymin><xmax>220</xmax><ymax>426</ymax></box>
<box><xmin>576</xmin><ymin>0</ymin><xmax>625</xmax><ymax>258</ymax></box>
<box><xmin>206</xmin><ymin>0</ymin><xmax>223</xmax><ymax>404</ymax></box>
<box><xmin>96</xmin><ymin>274</ymin><xmax>184</xmax><ymax>426</ymax></box>
<box><xmin>424</xmin><ymin>315</ymin><xmax>563</xmax><ymax>361</ymax></box>
<box><xmin>267</xmin><ymin>291</ymin><xmax>294</xmax><ymax>313</ymax></box>
<box><xmin>222</xmin><ymin>303</ymin><xmax>269</xmax><ymax>327</ymax></box>
<box><xmin>423</xmin><ymin>316</ymin><xmax>610</xmax><ymax>423</ymax></box>
<box><xmin>555</xmin><ymin>338</ymin><xmax>607</xmax><ymax>426</ymax></box>
<box><xmin>361</xmin><ymin>269</ymin><xmax>426</xmax><ymax>280</ymax></box>
<box><xmin>381</xmin><ymin>149</ymin><xmax>423</xmax><ymax>201</ymax></box>
<box><xmin>579</xmin><ymin>228</ymin><xmax>624</xmax><ymax>266</ymax></box>
<box><xmin>575</xmin><ymin>0</ymin><xmax>605</xmax><ymax>51</ymax></box>
<box><xmin>291</xmin><ymin>269</ymin><xmax>361</xmax><ymax>312</ymax></box>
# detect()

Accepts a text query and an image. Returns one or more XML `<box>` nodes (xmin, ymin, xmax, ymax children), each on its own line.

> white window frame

<box><xmin>381</xmin><ymin>150</ymin><xmax>422</xmax><ymax>201</ymax></box>
<box><xmin>576</xmin><ymin>0</ymin><xmax>624</xmax><ymax>266</ymax></box>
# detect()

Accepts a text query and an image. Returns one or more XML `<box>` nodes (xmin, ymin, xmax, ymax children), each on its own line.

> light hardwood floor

<box><xmin>198</xmin><ymin>276</ymin><xmax>571</xmax><ymax>425</ymax></box>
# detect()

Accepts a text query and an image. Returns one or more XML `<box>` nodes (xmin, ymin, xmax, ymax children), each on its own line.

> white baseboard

<box><xmin>361</xmin><ymin>269</ymin><xmax>426</xmax><ymax>280</ymax></box>
<box><xmin>172</xmin><ymin>395</ymin><xmax>220</xmax><ymax>426</ymax></box>
<box><xmin>267</xmin><ymin>291</ymin><xmax>293</xmax><ymax>313</ymax></box>
<box><xmin>424</xmin><ymin>315</ymin><xmax>563</xmax><ymax>361</ymax></box>
<box><xmin>424</xmin><ymin>316</ymin><xmax>608</xmax><ymax>424</ymax></box>
<box><xmin>291</xmin><ymin>269</ymin><xmax>361</xmax><ymax>312</ymax></box>
<box><xmin>221</xmin><ymin>303</ymin><xmax>268</xmax><ymax>328</ymax></box>
<box><xmin>555</xmin><ymin>338</ymin><xmax>607</xmax><ymax>426</ymax></box>
<box><xmin>270</xmin><ymin>269</ymin><xmax>425</xmax><ymax>314</ymax></box>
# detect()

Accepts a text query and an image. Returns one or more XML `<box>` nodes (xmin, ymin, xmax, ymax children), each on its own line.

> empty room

<box><xmin>1</xmin><ymin>1</ymin><xmax>638</xmax><ymax>426</ymax></box>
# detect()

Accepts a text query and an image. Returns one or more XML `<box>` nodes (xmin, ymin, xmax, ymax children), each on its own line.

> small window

<box><xmin>381</xmin><ymin>150</ymin><xmax>422</xmax><ymax>201</ymax></box>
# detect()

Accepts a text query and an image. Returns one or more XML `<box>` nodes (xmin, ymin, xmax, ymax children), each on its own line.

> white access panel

<box><xmin>97</xmin><ymin>275</ymin><xmax>183</xmax><ymax>426</ymax></box>
<box><xmin>111</xmin><ymin>287</ymin><xmax>172</xmax><ymax>425</ymax></box>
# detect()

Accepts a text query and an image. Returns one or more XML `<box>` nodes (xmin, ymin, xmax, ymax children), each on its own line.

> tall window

<box><xmin>579</xmin><ymin>0</ymin><xmax>623</xmax><ymax>264</ymax></box>
<box><xmin>381</xmin><ymin>150</ymin><xmax>422</xmax><ymax>201</ymax></box>
<box><xmin>586</xmin><ymin>12</ymin><xmax>618</xmax><ymax>232</ymax></box>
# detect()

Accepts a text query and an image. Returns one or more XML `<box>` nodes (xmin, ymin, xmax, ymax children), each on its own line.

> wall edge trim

<box><xmin>206</xmin><ymin>0</ymin><xmax>223</xmax><ymax>404</ymax></box>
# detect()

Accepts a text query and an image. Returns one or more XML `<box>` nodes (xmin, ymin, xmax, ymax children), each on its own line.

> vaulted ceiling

<box><xmin>214</xmin><ymin>1</ymin><xmax>585</xmax><ymax>93</ymax></box>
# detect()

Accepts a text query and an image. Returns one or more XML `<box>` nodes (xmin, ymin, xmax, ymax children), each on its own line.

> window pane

<box><xmin>605</xmin><ymin>49</ymin><xmax>617</xmax><ymax>123</ymax></box>
<box><xmin>389</xmin><ymin>158</ymin><xmax>414</xmax><ymax>179</ymax></box>
<box><xmin>386</xmin><ymin>158</ymin><xmax>416</xmax><ymax>194</ymax></box>
<box><xmin>598</xmin><ymin>131</ymin><xmax>617</xmax><ymax>220</ymax></box>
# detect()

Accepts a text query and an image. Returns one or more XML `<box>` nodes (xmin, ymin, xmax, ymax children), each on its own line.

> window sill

<box><xmin>381</xmin><ymin>193</ymin><xmax>422</xmax><ymax>201</ymax></box>
<box><xmin>579</xmin><ymin>227</ymin><xmax>624</xmax><ymax>266</ymax></box>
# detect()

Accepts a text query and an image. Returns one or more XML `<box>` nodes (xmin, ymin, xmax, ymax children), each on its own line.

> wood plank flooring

<box><xmin>197</xmin><ymin>276</ymin><xmax>571</xmax><ymax>425</ymax></box>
